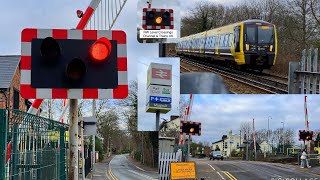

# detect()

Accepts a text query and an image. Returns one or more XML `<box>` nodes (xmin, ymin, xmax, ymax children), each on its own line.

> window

<box><xmin>237</xmin><ymin>142</ymin><xmax>240</xmax><ymax>149</ymax></box>
<box><xmin>229</xmin><ymin>34</ymin><xmax>233</xmax><ymax>47</ymax></box>
<box><xmin>220</xmin><ymin>35</ymin><xmax>225</xmax><ymax>47</ymax></box>
<box><xmin>224</xmin><ymin>34</ymin><xmax>229</xmax><ymax>47</ymax></box>
<box><xmin>13</xmin><ymin>89</ymin><xmax>19</xmax><ymax>110</ymax></box>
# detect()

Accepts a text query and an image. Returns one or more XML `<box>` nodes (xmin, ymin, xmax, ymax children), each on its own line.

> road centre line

<box><xmin>222</xmin><ymin>171</ymin><xmax>237</xmax><ymax>180</ymax></box>
<box><xmin>207</xmin><ymin>163</ymin><xmax>216</xmax><ymax>171</ymax></box>
<box><xmin>217</xmin><ymin>172</ymin><xmax>225</xmax><ymax>180</ymax></box>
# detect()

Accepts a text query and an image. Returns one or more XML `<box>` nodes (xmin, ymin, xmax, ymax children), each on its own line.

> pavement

<box><xmin>191</xmin><ymin>157</ymin><xmax>320</xmax><ymax>180</ymax></box>
<box><xmin>88</xmin><ymin>154</ymin><xmax>158</xmax><ymax>180</ymax></box>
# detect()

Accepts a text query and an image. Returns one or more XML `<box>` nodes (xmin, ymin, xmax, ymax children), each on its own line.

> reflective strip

<box><xmin>20</xmin><ymin>70</ymin><xmax>31</xmax><ymax>84</ymax></box>
<box><xmin>117</xmin><ymin>44</ymin><xmax>127</xmax><ymax>57</ymax></box>
<box><xmin>68</xmin><ymin>89</ymin><xmax>83</xmax><ymax>99</ymax></box>
<box><xmin>89</xmin><ymin>0</ymin><xmax>101</xmax><ymax>9</ymax></box>
<box><xmin>142</xmin><ymin>20</ymin><xmax>146</xmax><ymax>24</ymax></box>
<box><xmin>143</xmin><ymin>12</ymin><xmax>146</xmax><ymax>16</ymax></box>
<box><xmin>97</xmin><ymin>30</ymin><xmax>112</xmax><ymax>39</ymax></box>
<box><xmin>36</xmin><ymin>89</ymin><xmax>52</xmax><ymax>98</ymax></box>
<box><xmin>98</xmin><ymin>89</ymin><xmax>112</xmax><ymax>99</ymax></box>
<box><xmin>21</xmin><ymin>42</ymin><xmax>31</xmax><ymax>56</ymax></box>
<box><xmin>67</xmin><ymin>30</ymin><xmax>82</xmax><ymax>39</ymax></box>
<box><xmin>118</xmin><ymin>71</ymin><xmax>128</xmax><ymax>85</ymax></box>
<box><xmin>37</xmin><ymin>29</ymin><xmax>52</xmax><ymax>39</ymax></box>
<box><xmin>28</xmin><ymin>108</ymin><xmax>38</xmax><ymax>115</ymax></box>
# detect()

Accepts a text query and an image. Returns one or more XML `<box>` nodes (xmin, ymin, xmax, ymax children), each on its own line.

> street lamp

<box><xmin>281</xmin><ymin>121</ymin><xmax>285</xmax><ymax>154</ymax></box>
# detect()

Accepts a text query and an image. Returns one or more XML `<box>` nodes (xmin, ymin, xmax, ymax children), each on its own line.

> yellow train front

<box><xmin>176</xmin><ymin>19</ymin><xmax>277</xmax><ymax>71</ymax></box>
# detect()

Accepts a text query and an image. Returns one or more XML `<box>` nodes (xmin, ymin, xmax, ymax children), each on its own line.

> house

<box><xmin>159</xmin><ymin>136</ymin><xmax>175</xmax><ymax>153</ymax></box>
<box><xmin>259</xmin><ymin>141</ymin><xmax>272</xmax><ymax>153</ymax></box>
<box><xmin>212</xmin><ymin>131</ymin><xmax>243</xmax><ymax>157</ymax></box>
<box><xmin>0</xmin><ymin>56</ymin><xmax>31</xmax><ymax>111</ymax></box>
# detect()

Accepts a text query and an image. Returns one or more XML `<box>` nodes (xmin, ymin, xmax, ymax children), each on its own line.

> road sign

<box><xmin>180</xmin><ymin>121</ymin><xmax>201</xmax><ymax>136</ymax></box>
<box><xmin>142</xmin><ymin>8</ymin><xmax>174</xmax><ymax>30</ymax></box>
<box><xmin>149</xmin><ymin>96</ymin><xmax>171</xmax><ymax>103</ymax></box>
<box><xmin>20</xmin><ymin>28</ymin><xmax>128</xmax><ymax>99</ymax></box>
<box><xmin>146</xmin><ymin>102</ymin><xmax>171</xmax><ymax>113</ymax></box>
<box><xmin>146</xmin><ymin>84</ymin><xmax>171</xmax><ymax>97</ymax></box>
<box><xmin>147</xmin><ymin>63</ymin><xmax>172</xmax><ymax>87</ymax></box>
<box><xmin>170</xmin><ymin>162</ymin><xmax>196</xmax><ymax>180</ymax></box>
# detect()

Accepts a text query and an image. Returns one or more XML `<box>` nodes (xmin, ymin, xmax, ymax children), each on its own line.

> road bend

<box><xmin>109</xmin><ymin>154</ymin><xmax>158</xmax><ymax>180</ymax></box>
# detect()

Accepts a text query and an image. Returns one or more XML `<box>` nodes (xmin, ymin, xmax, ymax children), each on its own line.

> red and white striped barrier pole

<box><xmin>61</xmin><ymin>99</ymin><xmax>67</xmax><ymax>123</ymax></box>
<box><xmin>76</xmin><ymin>0</ymin><xmax>101</xmax><ymax>29</ymax></box>
<box><xmin>304</xmin><ymin>95</ymin><xmax>311</xmax><ymax>153</ymax></box>
<box><xmin>27</xmin><ymin>99</ymin><xmax>43</xmax><ymax>115</ymax></box>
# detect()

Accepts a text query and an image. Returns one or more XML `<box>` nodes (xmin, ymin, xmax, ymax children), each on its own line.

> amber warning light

<box><xmin>89</xmin><ymin>37</ymin><xmax>112</xmax><ymax>61</ymax></box>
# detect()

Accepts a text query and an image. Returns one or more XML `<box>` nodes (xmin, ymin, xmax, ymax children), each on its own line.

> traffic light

<box><xmin>20</xmin><ymin>28</ymin><xmax>128</xmax><ymax>99</ymax></box>
<box><xmin>142</xmin><ymin>8</ymin><xmax>174</xmax><ymax>30</ymax></box>
<box><xmin>180</xmin><ymin>121</ymin><xmax>201</xmax><ymax>136</ymax></box>
<box><xmin>299</xmin><ymin>130</ymin><xmax>314</xmax><ymax>141</ymax></box>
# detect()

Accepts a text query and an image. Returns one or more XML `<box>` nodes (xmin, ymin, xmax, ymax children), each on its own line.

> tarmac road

<box><xmin>193</xmin><ymin>158</ymin><xmax>320</xmax><ymax>180</ymax></box>
<box><xmin>108</xmin><ymin>154</ymin><xmax>158</xmax><ymax>180</ymax></box>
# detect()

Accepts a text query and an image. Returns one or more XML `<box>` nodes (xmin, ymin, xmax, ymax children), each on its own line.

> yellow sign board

<box><xmin>170</xmin><ymin>162</ymin><xmax>196</xmax><ymax>180</ymax></box>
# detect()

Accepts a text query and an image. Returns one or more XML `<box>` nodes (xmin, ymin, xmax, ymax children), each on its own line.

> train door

<box><xmin>234</xmin><ymin>26</ymin><xmax>240</xmax><ymax>52</ymax></box>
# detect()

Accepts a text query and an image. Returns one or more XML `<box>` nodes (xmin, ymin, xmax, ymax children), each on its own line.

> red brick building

<box><xmin>0</xmin><ymin>56</ymin><xmax>31</xmax><ymax>111</ymax></box>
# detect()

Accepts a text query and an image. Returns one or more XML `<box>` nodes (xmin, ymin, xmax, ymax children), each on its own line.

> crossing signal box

<box><xmin>180</xmin><ymin>121</ymin><xmax>201</xmax><ymax>136</ymax></box>
<box><xmin>142</xmin><ymin>8</ymin><xmax>174</xmax><ymax>30</ymax></box>
<box><xmin>20</xmin><ymin>28</ymin><xmax>128</xmax><ymax>99</ymax></box>
<box><xmin>299</xmin><ymin>130</ymin><xmax>314</xmax><ymax>141</ymax></box>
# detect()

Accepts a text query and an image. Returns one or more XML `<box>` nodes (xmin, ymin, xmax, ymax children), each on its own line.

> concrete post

<box><xmin>69</xmin><ymin>99</ymin><xmax>78</xmax><ymax>180</ymax></box>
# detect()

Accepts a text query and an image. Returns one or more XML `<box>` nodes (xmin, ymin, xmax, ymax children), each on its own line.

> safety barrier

<box><xmin>159</xmin><ymin>149</ymin><xmax>182</xmax><ymax>180</ymax></box>
<box><xmin>0</xmin><ymin>109</ymin><xmax>69</xmax><ymax>180</ymax></box>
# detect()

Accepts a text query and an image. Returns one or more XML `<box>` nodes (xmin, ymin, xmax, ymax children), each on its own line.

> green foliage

<box><xmin>230</xmin><ymin>150</ymin><xmax>242</xmax><ymax>157</ymax></box>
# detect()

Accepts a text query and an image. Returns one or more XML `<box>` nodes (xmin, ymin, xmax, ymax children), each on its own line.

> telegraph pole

<box><xmin>281</xmin><ymin>121</ymin><xmax>285</xmax><ymax>154</ymax></box>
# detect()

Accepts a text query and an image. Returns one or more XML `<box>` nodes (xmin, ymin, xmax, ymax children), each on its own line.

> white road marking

<box><xmin>217</xmin><ymin>172</ymin><xmax>225</xmax><ymax>180</ymax></box>
<box><xmin>207</xmin><ymin>163</ymin><xmax>216</xmax><ymax>171</ymax></box>
<box><xmin>135</xmin><ymin>165</ymin><xmax>146</xmax><ymax>172</ymax></box>
<box><xmin>127</xmin><ymin>169</ymin><xmax>156</xmax><ymax>180</ymax></box>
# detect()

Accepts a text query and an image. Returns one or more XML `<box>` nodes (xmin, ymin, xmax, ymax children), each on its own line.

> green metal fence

<box><xmin>0</xmin><ymin>109</ymin><xmax>69</xmax><ymax>180</ymax></box>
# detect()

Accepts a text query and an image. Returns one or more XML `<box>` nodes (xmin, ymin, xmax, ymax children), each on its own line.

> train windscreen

<box><xmin>245</xmin><ymin>25</ymin><xmax>274</xmax><ymax>45</ymax></box>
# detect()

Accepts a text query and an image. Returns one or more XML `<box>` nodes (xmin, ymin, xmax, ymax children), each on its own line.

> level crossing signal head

<box><xmin>142</xmin><ymin>8</ymin><xmax>174</xmax><ymax>30</ymax></box>
<box><xmin>180</xmin><ymin>121</ymin><xmax>201</xmax><ymax>136</ymax></box>
<box><xmin>299</xmin><ymin>130</ymin><xmax>314</xmax><ymax>141</ymax></box>
<box><xmin>20</xmin><ymin>28</ymin><xmax>128</xmax><ymax>99</ymax></box>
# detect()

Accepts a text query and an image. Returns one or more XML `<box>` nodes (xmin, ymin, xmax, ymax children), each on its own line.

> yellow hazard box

<box><xmin>170</xmin><ymin>162</ymin><xmax>196</xmax><ymax>179</ymax></box>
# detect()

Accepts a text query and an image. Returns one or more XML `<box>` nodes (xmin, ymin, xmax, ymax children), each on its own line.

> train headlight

<box><xmin>245</xmin><ymin>44</ymin><xmax>250</xmax><ymax>51</ymax></box>
<box><xmin>269</xmin><ymin>45</ymin><xmax>273</xmax><ymax>51</ymax></box>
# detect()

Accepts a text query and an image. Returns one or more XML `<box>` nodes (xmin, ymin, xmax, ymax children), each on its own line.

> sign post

<box><xmin>146</xmin><ymin>63</ymin><xmax>172</xmax><ymax>130</ymax></box>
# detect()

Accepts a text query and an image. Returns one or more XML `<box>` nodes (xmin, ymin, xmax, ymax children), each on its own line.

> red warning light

<box><xmin>89</xmin><ymin>37</ymin><xmax>112</xmax><ymax>61</ymax></box>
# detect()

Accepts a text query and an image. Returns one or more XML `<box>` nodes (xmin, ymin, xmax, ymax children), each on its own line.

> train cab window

<box><xmin>234</xmin><ymin>26</ymin><xmax>240</xmax><ymax>52</ymax></box>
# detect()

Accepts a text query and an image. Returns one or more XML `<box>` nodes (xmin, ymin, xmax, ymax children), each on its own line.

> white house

<box><xmin>212</xmin><ymin>131</ymin><xmax>243</xmax><ymax>157</ymax></box>
<box><xmin>259</xmin><ymin>141</ymin><xmax>272</xmax><ymax>153</ymax></box>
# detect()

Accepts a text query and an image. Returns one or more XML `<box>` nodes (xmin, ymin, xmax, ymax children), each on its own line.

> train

<box><xmin>176</xmin><ymin>19</ymin><xmax>278</xmax><ymax>72</ymax></box>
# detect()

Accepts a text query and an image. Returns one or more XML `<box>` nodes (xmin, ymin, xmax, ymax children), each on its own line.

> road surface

<box><xmin>193</xmin><ymin>158</ymin><xmax>320</xmax><ymax>180</ymax></box>
<box><xmin>108</xmin><ymin>154</ymin><xmax>158</xmax><ymax>180</ymax></box>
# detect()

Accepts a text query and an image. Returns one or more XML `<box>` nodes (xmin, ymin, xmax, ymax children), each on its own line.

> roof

<box><xmin>212</xmin><ymin>139</ymin><xmax>224</xmax><ymax>144</ymax></box>
<box><xmin>0</xmin><ymin>56</ymin><xmax>20</xmax><ymax>89</ymax></box>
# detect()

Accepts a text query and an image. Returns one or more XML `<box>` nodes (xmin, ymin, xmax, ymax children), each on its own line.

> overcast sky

<box><xmin>181</xmin><ymin>94</ymin><xmax>320</xmax><ymax>146</ymax></box>
<box><xmin>138</xmin><ymin>57</ymin><xmax>180</xmax><ymax>131</ymax></box>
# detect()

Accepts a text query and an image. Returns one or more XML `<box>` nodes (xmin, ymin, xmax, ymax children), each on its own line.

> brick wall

<box><xmin>0</xmin><ymin>64</ymin><xmax>28</xmax><ymax>112</ymax></box>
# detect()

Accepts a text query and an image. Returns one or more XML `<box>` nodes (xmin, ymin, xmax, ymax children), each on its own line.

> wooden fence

<box><xmin>159</xmin><ymin>150</ymin><xmax>182</xmax><ymax>180</ymax></box>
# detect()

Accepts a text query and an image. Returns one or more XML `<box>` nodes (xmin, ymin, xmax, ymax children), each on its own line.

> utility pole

<box><xmin>281</xmin><ymin>121</ymin><xmax>285</xmax><ymax>154</ymax></box>
<box><xmin>92</xmin><ymin>99</ymin><xmax>96</xmax><ymax>171</ymax></box>
<box><xmin>253</xmin><ymin>119</ymin><xmax>256</xmax><ymax>161</ymax></box>
<box><xmin>69</xmin><ymin>99</ymin><xmax>79</xmax><ymax>180</ymax></box>
<box><xmin>81</xmin><ymin>117</ymin><xmax>85</xmax><ymax>180</ymax></box>
<box><xmin>268</xmin><ymin>116</ymin><xmax>272</xmax><ymax>153</ymax></box>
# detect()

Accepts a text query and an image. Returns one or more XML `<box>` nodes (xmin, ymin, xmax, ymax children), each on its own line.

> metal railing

<box><xmin>288</xmin><ymin>48</ymin><xmax>320</xmax><ymax>94</ymax></box>
<box><xmin>0</xmin><ymin>109</ymin><xmax>69</xmax><ymax>180</ymax></box>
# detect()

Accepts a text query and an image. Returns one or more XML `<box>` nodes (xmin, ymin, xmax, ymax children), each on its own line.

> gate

<box><xmin>288</xmin><ymin>48</ymin><xmax>320</xmax><ymax>94</ymax></box>
<box><xmin>0</xmin><ymin>109</ymin><xmax>69</xmax><ymax>180</ymax></box>
<box><xmin>159</xmin><ymin>149</ymin><xmax>182</xmax><ymax>180</ymax></box>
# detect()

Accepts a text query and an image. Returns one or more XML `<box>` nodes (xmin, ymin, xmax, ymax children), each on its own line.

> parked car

<box><xmin>210</xmin><ymin>151</ymin><xmax>224</xmax><ymax>160</ymax></box>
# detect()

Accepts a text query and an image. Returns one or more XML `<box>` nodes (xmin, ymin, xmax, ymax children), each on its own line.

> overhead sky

<box><xmin>138</xmin><ymin>57</ymin><xmax>180</xmax><ymax>131</ymax></box>
<box><xmin>181</xmin><ymin>94</ymin><xmax>320</xmax><ymax>146</ymax></box>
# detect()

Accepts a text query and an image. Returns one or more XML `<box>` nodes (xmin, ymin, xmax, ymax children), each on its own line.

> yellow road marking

<box><xmin>108</xmin><ymin>165</ymin><xmax>118</xmax><ymax>180</ymax></box>
<box><xmin>222</xmin><ymin>171</ymin><xmax>237</xmax><ymax>180</ymax></box>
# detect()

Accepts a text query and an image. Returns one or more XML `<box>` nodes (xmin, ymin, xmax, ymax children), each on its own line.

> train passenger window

<box><xmin>224</xmin><ymin>34</ymin><xmax>229</xmax><ymax>47</ymax></box>
<box><xmin>229</xmin><ymin>34</ymin><xmax>233</xmax><ymax>47</ymax></box>
<box><xmin>212</xmin><ymin>36</ymin><xmax>216</xmax><ymax>47</ymax></box>
<box><xmin>220</xmin><ymin>35</ymin><xmax>225</xmax><ymax>47</ymax></box>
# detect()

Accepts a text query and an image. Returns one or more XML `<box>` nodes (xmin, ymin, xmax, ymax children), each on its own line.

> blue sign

<box><xmin>149</xmin><ymin>96</ymin><xmax>172</xmax><ymax>103</ymax></box>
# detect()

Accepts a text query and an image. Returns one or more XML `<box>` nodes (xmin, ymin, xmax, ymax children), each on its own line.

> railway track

<box><xmin>180</xmin><ymin>58</ymin><xmax>288</xmax><ymax>94</ymax></box>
